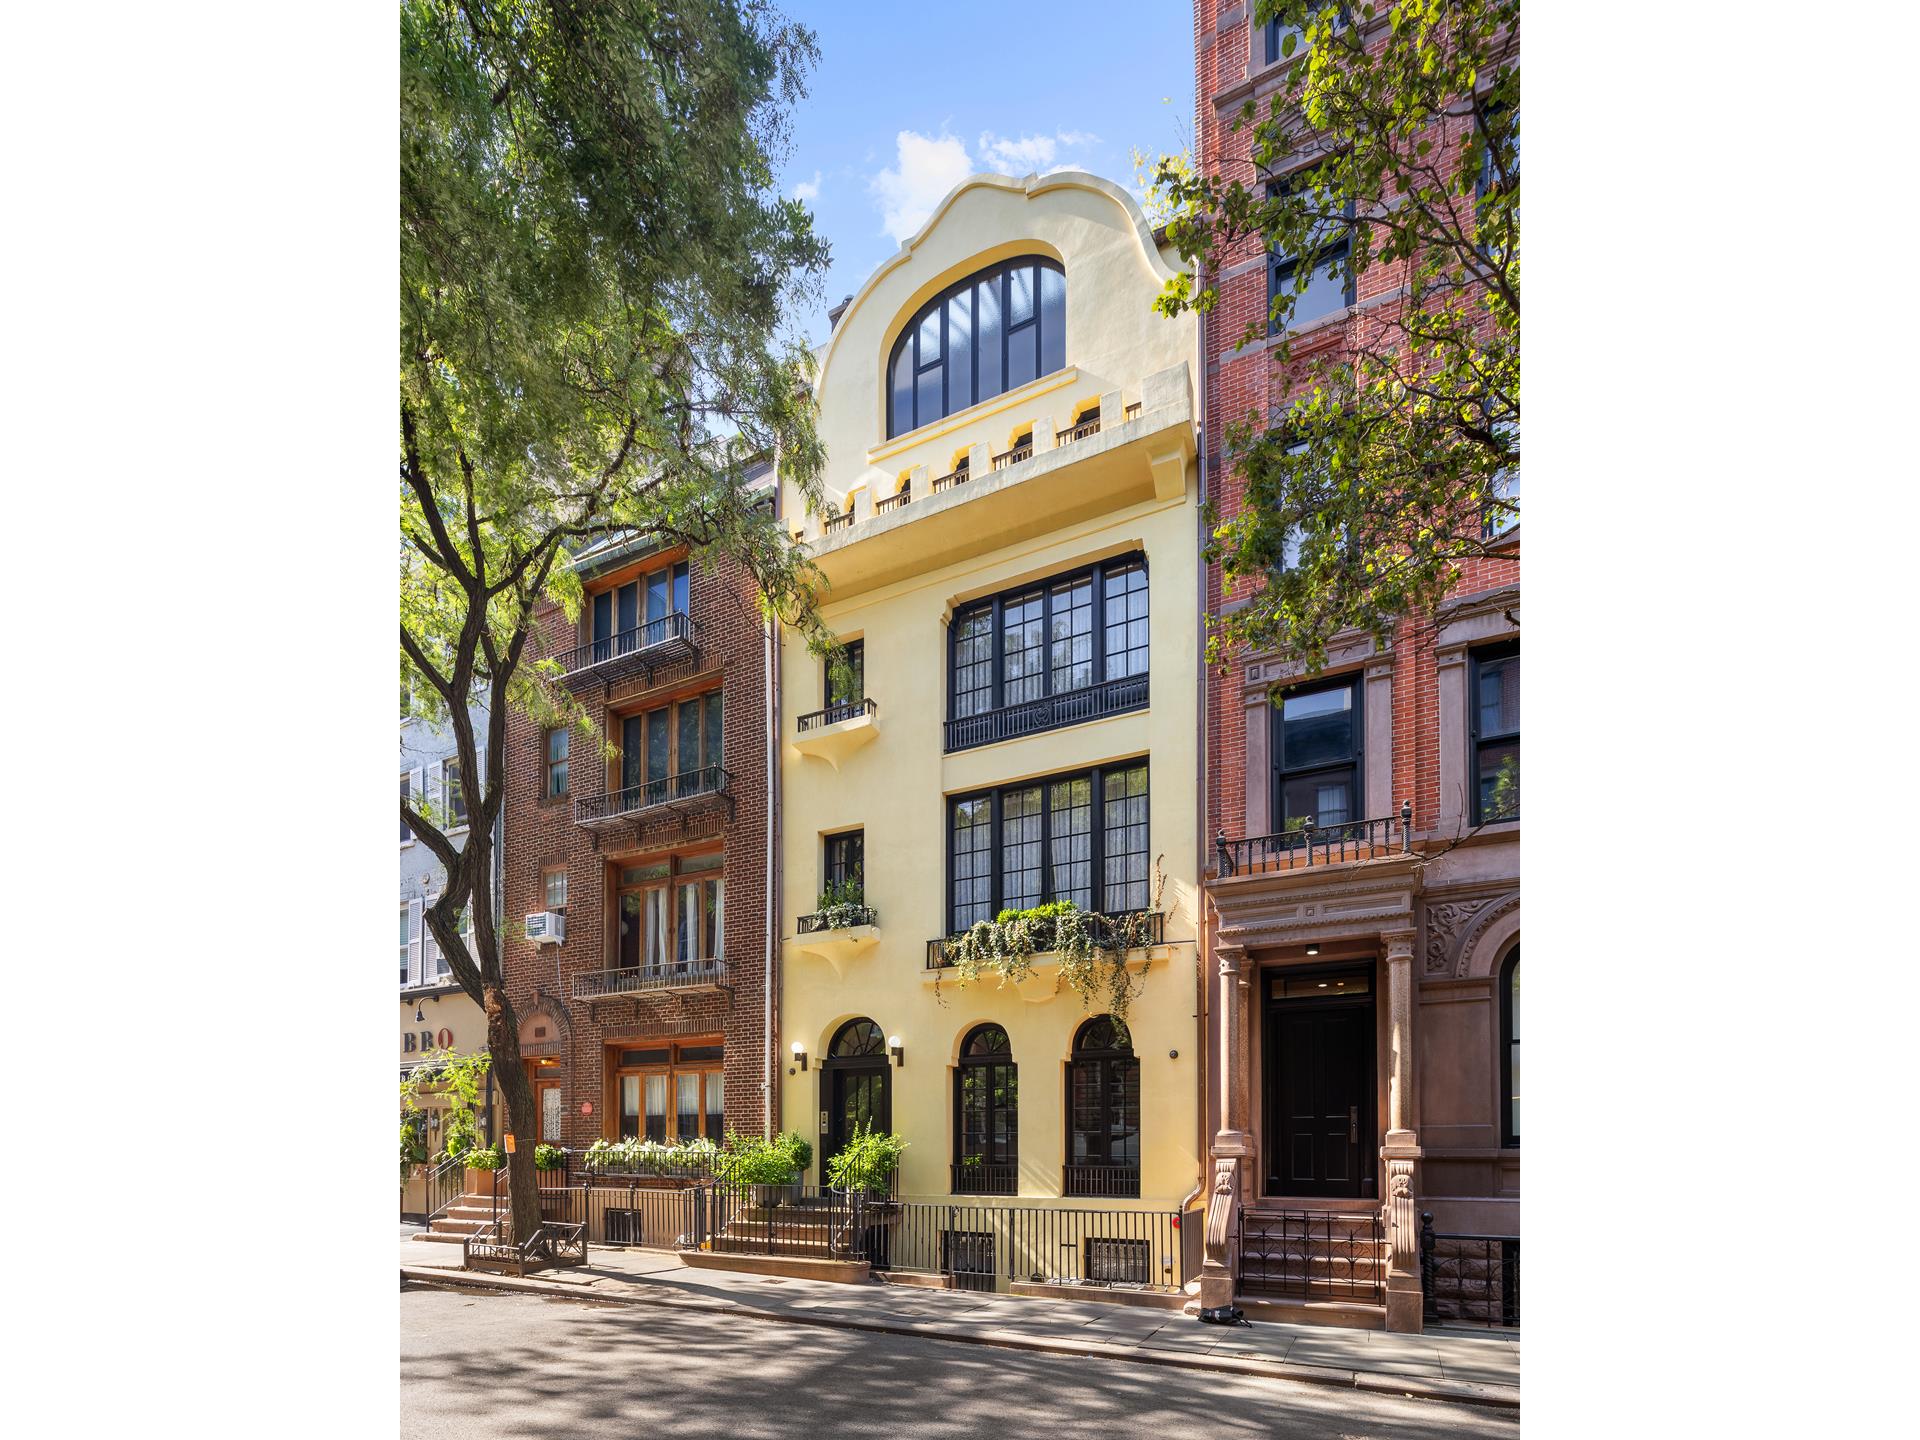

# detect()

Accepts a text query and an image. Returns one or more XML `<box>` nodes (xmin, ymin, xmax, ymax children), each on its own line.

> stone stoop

<box><xmin>417</xmin><ymin>1193</ymin><xmax>508</xmax><ymax>1242</ymax></box>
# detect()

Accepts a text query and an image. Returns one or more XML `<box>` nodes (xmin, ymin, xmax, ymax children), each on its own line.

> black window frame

<box><xmin>1470</xmin><ymin>641</ymin><xmax>1519</xmax><ymax>825</ymax></box>
<box><xmin>824</xmin><ymin>829</ymin><xmax>865</xmax><ymax>894</ymax></box>
<box><xmin>1269</xmin><ymin>670</ymin><xmax>1366</xmax><ymax>837</ymax></box>
<box><xmin>1066</xmin><ymin>1015</ymin><xmax>1140</xmax><ymax>1178</ymax></box>
<box><xmin>953</xmin><ymin>1023</ymin><xmax>1018</xmax><ymax>1187</ymax></box>
<box><xmin>1499</xmin><ymin>945</ymin><xmax>1519</xmax><ymax>1147</ymax></box>
<box><xmin>945</xmin><ymin>760</ymin><xmax>1150</xmax><ymax>934</ymax></box>
<box><xmin>1263</xmin><ymin>5</ymin><xmax>1350</xmax><ymax>65</ymax></box>
<box><xmin>1265</xmin><ymin>165</ymin><xmax>1356</xmax><ymax>335</ymax></box>
<box><xmin>945</xmin><ymin>552</ymin><xmax>1149</xmax><ymax>732</ymax></box>
<box><xmin>886</xmin><ymin>256</ymin><xmax>1066</xmax><ymax>439</ymax></box>
<box><xmin>826</xmin><ymin>639</ymin><xmax>865</xmax><ymax>708</ymax></box>
<box><xmin>590</xmin><ymin>559</ymin><xmax>690</xmax><ymax>647</ymax></box>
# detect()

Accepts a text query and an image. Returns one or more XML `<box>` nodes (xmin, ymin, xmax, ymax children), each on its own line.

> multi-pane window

<box><xmin>440</xmin><ymin>757</ymin><xmax>468</xmax><ymax>830</ymax></box>
<box><xmin>947</xmin><ymin>762</ymin><xmax>1149</xmax><ymax>932</ymax></box>
<box><xmin>617</xmin><ymin>853</ymin><xmax>722</xmax><ymax>972</ymax></box>
<box><xmin>955</xmin><ymin>1024</ymin><xmax>1017</xmax><ymax>1194</ymax></box>
<box><xmin>1471</xmin><ymin>643</ymin><xmax>1519</xmax><ymax>822</ymax></box>
<box><xmin>545</xmin><ymin>728</ymin><xmax>569</xmax><ymax>798</ymax></box>
<box><xmin>1500</xmin><ymin>948</ymin><xmax>1520</xmax><ymax>1147</ymax></box>
<box><xmin>1067</xmin><ymin>1016</ymin><xmax>1139</xmax><ymax>1193</ymax></box>
<box><xmin>826</xmin><ymin>640</ymin><xmax>865</xmax><ymax>708</ymax></box>
<box><xmin>888</xmin><ymin>257</ymin><xmax>1066</xmax><ymax>438</ymax></box>
<box><xmin>1264</xmin><ymin>6</ymin><xmax>1347</xmax><ymax>64</ymax></box>
<box><xmin>590</xmin><ymin>559</ymin><xmax>690</xmax><ymax>654</ymax></box>
<box><xmin>1267</xmin><ymin>166</ymin><xmax>1355</xmax><ymax>332</ymax></box>
<box><xmin>542</xmin><ymin>868</ymin><xmax>568</xmax><ymax>911</ymax></box>
<box><xmin>619</xmin><ymin>691</ymin><xmax>722</xmax><ymax>794</ymax></box>
<box><xmin>399</xmin><ymin>905</ymin><xmax>412</xmax><ymax>984</ymax></box>
<box><xmin>1271</xmin><ymin>674</ymin><xmax>1364</xmax><ymax>836</ymax></box>
<box><xmin>948</xmin><ymin>555</ymin><xmax>1149</xmax><ymax>723</ymax></box>
<box><xmin>824</xmin><ymin>830</ymin><xmax>865</xmax><ymax>893</ymax></box>
<box><xmin>615</xmin><ymin>1040</ymin><xmax>724</xmax><ymax>1142</ymax></box>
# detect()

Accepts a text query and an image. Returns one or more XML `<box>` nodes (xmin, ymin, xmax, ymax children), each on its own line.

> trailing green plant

<box><xmin>534</xmin><ymin>1144</ymin><xmax>567</xmax><ymax>1171</ymax></box>
<box><xmin>812</xmin><ymin>876</ymin><xmax>870</xmax><ymax>929</ymax></box>
<box><xmin>824</xmin><ymin>1123</ymin><xmax>906</xmax><ymax>1196</ymax></box>
<box><xmin>936</xmin><ymin>862</ymin><xmax>1168</xmax><ymax>1021</ymax></box>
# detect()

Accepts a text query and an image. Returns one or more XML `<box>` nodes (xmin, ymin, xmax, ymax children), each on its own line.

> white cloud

<box><xmin>978</xmin><ymin>129</ymin><xmax>1102</xmax><ymax>175</ymax></box>
<box><xmin>869</xmin><ymin>130</ymin><xmax>975</xmax><ymax>243</ymax></box>
<box><xmin>792</xmin><ymin>170</ymin><xmax>822</xmax><ymax>203</ymax></box>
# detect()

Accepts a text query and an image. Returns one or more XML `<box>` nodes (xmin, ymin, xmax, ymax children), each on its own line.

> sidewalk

<box><xmin>399</xmin><ymin>1225</ymin><xmax>1518</xmax><ymax>1410</ymax></box>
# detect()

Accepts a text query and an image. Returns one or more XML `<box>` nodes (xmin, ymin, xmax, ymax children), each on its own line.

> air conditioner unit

<box><xmin>526</xmin><ymin>911</ymin><xmax>566</xmax><ymax>946</ymax></box>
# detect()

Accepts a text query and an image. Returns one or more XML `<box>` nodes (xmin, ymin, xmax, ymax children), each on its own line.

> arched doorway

<box><xmin>821</xmin><ymin>1018</ymin><xmax>891</xmax><ymax>1176</ymax></box>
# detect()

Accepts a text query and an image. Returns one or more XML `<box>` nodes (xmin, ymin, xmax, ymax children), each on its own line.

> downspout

<box><xmin>765</xmin><ymin>484</ymin><xmax>782</xmax><ymax>1142</ymax></box>
<box><xmin>1182</xmin><ymin>269</ymin><xmax>1213</xmax><ymax>1223</ymax></box>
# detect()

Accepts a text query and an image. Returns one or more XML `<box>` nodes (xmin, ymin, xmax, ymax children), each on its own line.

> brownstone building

<box><xmin>1190</xmin><ymin>7</ymin><xmax>1519</xmax><ymax>1332</ymax></box>
<box><xmin>500</xmin><ymin>492</ymin><xmax>777</xmax><ymax>1156</ymax></box>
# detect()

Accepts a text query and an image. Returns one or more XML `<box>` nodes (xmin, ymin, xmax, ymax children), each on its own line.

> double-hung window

<box><xmin>1271</xmin><ymin>673</ymin><xmax>1364</xmax><ymax>838</ymax></box>
<box><xmin>543</xmin><ymin>867</ymin><xmax>568</xmax><ymax>911</ymax></box>
<box><xmin>946</xmin><ymin>555</ymin><xmax>1149</xmax><ymax>750</ymax></box>
<box><xmin>617</xmin><ymin>852</ymin><xmax>723</xmax><ymax>974</ymax></box>
<box><xmin>590</xmin><ymin>559</ymin><xmax>690</xmax><ymax>658</ymax></box>
<box><xmin>1471</xmin><ymin>642</ymin><xmax>1519</xmax><ymax>823</ymax></box>
<box><xmin>399</xmin><ymin>904</ymin><xmax>414</xmax><ymax>984</ymax></box>
<box><xmin>947</xmin><ymin>761</ymin><xmax>1149</xmax><ymax>932</ymax></box>
<box><xmin>544</xmin><ymin>728</ymin><xmax>569</xmax><ymax>798</ymax></box>
<box><xmin>1267</xmin><ymin>166</ymin><xmax>1355</xmax><ymax>333</ymax></box>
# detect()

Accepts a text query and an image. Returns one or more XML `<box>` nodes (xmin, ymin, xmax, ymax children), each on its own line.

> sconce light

<box><xmin>888</xmin><ymin>1035</ymin><xmax>904</xmax><ymax>1067</ymax></box>
<box><xmin>414</xmin><ymin>1003</ymin><xmax>426</xmax><ymax>1023</ymax></box>
<box><xmin>791</xmin><ymin>1041</ymin><xmax>808</xmax><ymax>1072</ymax></box>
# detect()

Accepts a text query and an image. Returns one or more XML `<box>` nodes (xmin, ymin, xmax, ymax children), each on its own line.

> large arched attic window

<box><xmin>887</xmin><ymin>256</ymin><xmax>1065</xmax><ymax>438</ymax></box>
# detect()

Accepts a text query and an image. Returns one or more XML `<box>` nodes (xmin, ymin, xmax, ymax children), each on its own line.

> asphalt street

<box><xmin>401</xmin><ymin>1283</ymin><xmax>1517</xmax><ymax>1439</ymax></box>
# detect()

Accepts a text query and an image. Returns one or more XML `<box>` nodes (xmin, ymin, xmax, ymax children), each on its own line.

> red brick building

<box><xmin>500</xmin><ymin>500</ymin><xmax>777</xmax><ymax>1157</ymax></box>
<box><xmin>1191</xmin><ymin>6</ymin><xmax>1520</xmax><ymax>1332</ymax></box>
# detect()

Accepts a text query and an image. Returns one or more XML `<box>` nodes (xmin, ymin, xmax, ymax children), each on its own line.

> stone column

<box><xmin>1194</xmin><ymin>940</ymin><xmax>1253</xmax><ymax>1311</ymax></box>
<box><xmin>1380</xmin><ymin>927</ymin><xmax>1424</xmax><ymax>1332</ymax></box>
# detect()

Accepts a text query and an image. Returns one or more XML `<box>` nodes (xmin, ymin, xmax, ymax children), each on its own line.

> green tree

<box><xmin>1152</xmin><ymin>1</ymin><xmax>1518</xmax><ymax>672</ymax></box>
<box><xmin>401</xmin><ymin>0</ymin><xmax>835</xmax><ymax>1245</ymax></box>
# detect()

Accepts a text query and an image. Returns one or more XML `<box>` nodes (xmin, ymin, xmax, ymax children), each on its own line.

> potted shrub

<box><xmin>825</xmin><ymin>1123</ymin><xmax>907</xmax><ymax>1210</ymax></box>
<box><xmin>718</xmin><ymin>1131</ymin><xmax>802</xmax><ymax>1209</ymax></box>
<box><xmin>462</xmin><ymin>1143</ymin><xmax>505</xmax><ymax>1195</ymax></box>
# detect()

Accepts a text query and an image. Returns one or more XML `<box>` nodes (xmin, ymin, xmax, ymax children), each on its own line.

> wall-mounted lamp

<box><xmin>414</xmin><ymin>1003</ymin><xmax>426</xmax><ymax>1023</ymax></box>
<box><xmin>791</xmin><ymin>1041</ymin><xmax>808</xmax><ymax>1072</ymax></box>
<box><xmin>888</xmin><ymin>1035</ymin><xmax>904</xmax><ymax>1068</ymax></box>
<box><xmin>1304</xmin><ymin>944</ymin><xmax>1321</xmax><ymax>957</ymax></box>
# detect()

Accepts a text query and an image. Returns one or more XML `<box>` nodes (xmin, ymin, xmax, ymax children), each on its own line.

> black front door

<box><xmin>824</xmin><ymin>1062</ymin><xmax>890</xmax><ymax>1175</ymax></box>
<box><xmin>1264</xmin><ymin>967</ymin><xmax>1375</xmax><ymax>1198</ymax></box>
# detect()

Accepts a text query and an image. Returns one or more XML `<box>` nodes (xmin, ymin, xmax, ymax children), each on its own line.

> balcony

<box><xmin>571</xmin><ymin>956</ymin><xmax>728</xmax><ymax>1002</ymax></box>
<box><xmin>575</xmin><ymin>764</ymin><xmax>732</xmax><ymax>830</ymax></box>
<box><xmin>930</xmin><ymin>459</ymin><xmax>971</xmax><ymax>494</ymax></box>
<box><xmin>823</xmin><ymin>510</ymin><xmax>855</xmax><ymax>535</ymax></box>
<box><xmin>551</xmin><ymin>612</ymin><xmax>698</xmax><ymax>689</ymax></box>
<box><xmin>874</xmin><ymin>485</ymin><xmax>911</xmax><ymax>515</ymax></box>
<box><xmin>1055</xmin><ymin>409</ymin><xmax>1102</xmax><ymax>445</ymax></box>
<box><xmin>926</xmin><ymin>909</ymin><xmax>1166</xmax><ymax>970</ymax></box>
<box><xmin>990</xmin><ymin>438</ymin><xmax>1034</xmax><ymax>471</ymax></box>
<box><xmin>944</xmin><ymin>672</ymin><xmax>1147</xmax><ymax>753</ymax></box>
<box><xmin>925</xmin><ymin>911</ymin><xmax>1166</xmax><ymax>1003</ymax></box>
<box><xmin>791</xmin><ymin>697</ymin><xmax>877</xmax><ymax>770</ymax></box>
<box><xmin>1063</xmin><ymin>1163</ymin><xmax>1140</xmax><ymax>1199</ymax></box>
<box><xmin>951</xmin><ymin>1161</ymin><xmax>1018</xmax><ymax>1196</ymax></box>
<box><xmin>1214</xmin><ymin>805</ymin><xmax>1413</xmax><ymax>878</ymax></box>
<box><xmin>784</xmin><ymin>905</ymin><xmax>881</xmax><ymax>977</ymax></box>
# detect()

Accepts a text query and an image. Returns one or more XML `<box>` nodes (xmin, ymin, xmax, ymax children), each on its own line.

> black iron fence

<box><xmin>552</xmin><ymin>611</ymin><xmax>697</xmax><ymax>679</ymax></box>
<box><xmin>1420</xmin><ymin>1215</ymin><xmax>1519</xmax><ymax>1328</ymax></box>
<box><xmin>944</xmin><ymin>671</ymin><xmax>1148</xmax><ymax>752</ymax></box>
<box><xmin>1215</xmin><ymin>802</ymin><xmax>1413</xmax><ymax>877</ymax></box>
<box><xmin>1237</xmin><ymin>1208</ymin><xmax>1385</xmax><ymax>1305</ymax></box>
<box><xmin>575</xmin><ymin>764</ymin><xmax>731</xmax><ymax>826</ymax></box>
<box><xmin>926</xmin><ymin>909</ymin><xmax>1164</xmax><ymax>970</ymax></box>
<box><xmin>797</xmin><ymin>697</ymin><xmax>877</xmax><ymax>733</ymax></box>
<box><xmin>797</xmin><ymin>906</ymin><xmax>878</xmax><ymax>933</ymax></box>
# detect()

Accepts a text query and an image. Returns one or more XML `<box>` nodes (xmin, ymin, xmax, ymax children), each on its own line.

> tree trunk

<box><xmin>485</xmin><ymin>982</ymin><xmax>541</xmax><ymax>1246</ymax></box>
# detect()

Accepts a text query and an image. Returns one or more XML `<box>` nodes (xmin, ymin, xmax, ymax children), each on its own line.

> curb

<box><xmin>400</xmin><ymin>1266</ymin><xmax>1518</xmax><ymax>1412</ymax></box>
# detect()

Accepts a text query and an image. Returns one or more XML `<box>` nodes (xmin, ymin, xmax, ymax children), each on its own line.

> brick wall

<box><xmin>501</xmin><ymin>546</ymin><xmax>774</xmax><ymax>1151</ymax></box>
<box><xmin>1195</xmin><ymin>2</ymin><xmax>1520</xmax><ymax>845</ymax></box>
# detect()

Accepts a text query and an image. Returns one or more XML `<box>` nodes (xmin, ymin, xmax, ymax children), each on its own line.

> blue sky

<box><xmin>775</xmin><ymin>1</ymin><xmax>1195</xmax><ymax>347</ymax></box>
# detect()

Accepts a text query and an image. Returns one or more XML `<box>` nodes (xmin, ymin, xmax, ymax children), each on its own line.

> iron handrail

<box><xmin>797</xmin><ymin>905</ymin><xmax>878</xmax><ymax>933</ymax></box>
<box><xmin>943</xmin><ymin>670</ymin><xmax>1148</xmax><ymax>752</ymax></box>
<box><xmin>1215</xmin><ymin>802</ymin><xmax>1413</xmax><ymax>876</ymax></box>
<box><xmin>571</xmin><ymin>956</ymin><xmax>728</xmax><ymax>1000</ymax></box>
<box><xmin>796</xmin><ymin>696</ymin><xmax>876</xmax><ymax>733</ymax></box>
<box><xmin>575</xmin><ymin>765</ymin><xmax>731</xmax><ymax>824</ymax></box>
<box><xmin>550</xmin><ymin>611</ymin><xmax>696</xmax><ymax>677</ymax></box>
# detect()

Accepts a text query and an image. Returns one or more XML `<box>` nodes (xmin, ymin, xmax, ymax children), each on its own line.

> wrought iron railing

<box><xmin>931</xmin><ymin>463</ymin><xmax>971</xmax><ymax>493</ymax></box>
<box><xmin>420</xmin><ymin>1154</ymin><xmax>465</xmax><ymax>1228</ymax></box>
<box><xmin>1215</xmin><ymin>802</ymin><xmax>1412</xmax><ymax>876</ymax></box>
<box><xmin>1238</xmin><ymin>1207</ymin><xmax>1384</xmax><ymax>1304</ymax></box>
<box><xmin>991</xmin><ymin>440</ymin><xmax>1034</xmax><ymax>470</ymax></box>
<box><xmin>551</xmin><ymin>611</ymin><xmax>696</xmax><ymax>679</ymax></box>
<box><xmin>1056</xmin><ymin>412</ymin><xmax>1101</xmax><ymax>444</ymax></box>
<box><xmin>875</xmin><ymin>486</ymin><xmax>911</xmax><ymax>514</ymax></box>
<box><xmin>950</xmin><ymin>1162</ymin><xmax>1018</xmax><ymax>1196</ymax></box>
<box><xmin>823</xmin><ymin>510</ymin><xmax>854</xmax><ymax>534</ymax></box>
<box><xmin>797</xmin><ymin>906</ymin><xmax>877</xmax><ymax>933</ymax></box>
<box><xmin>944</xmin><ymin>670</ymin><xmax>1148</xmax><ymax>752</ymax></box>
<box><xmin>1420</xmin><ymin>1215</ymin><xmax>1519</xmax><ymax>1328</ymax></box>
<box><xmin>575</xmin><ymin>764</ymin><xmax>731</xmax><ymax>826</ymax></box>
<box><xmin>1063</xmin><ymin>1164</ymin><xmax>1141</xmax><ymax>1199</ymax></box>
<box><xmin>571</xmin><ymin>956</ymin><xmax>727</xmax><ymax>1000</ymax></box>
<box><xmin>797</xmin><ymin>696</ymin><xmax>876</xmax><ymax>733</ymax></box>
<box><xmin>926</xmin><ymin>909</ymin><xmax>1164</xmax><ymax>969</ymax></box>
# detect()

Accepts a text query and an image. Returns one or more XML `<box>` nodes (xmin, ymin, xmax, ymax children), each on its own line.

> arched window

<box><xmin>887</xmin><ymin>257</ymin><xmax>1066</xmax><ymax>438</ymax></box>
<box><xmin>954</xmin><ymin>1024</ymin><xmax>1017</xmax><ymax>1196</ymax></box>
<box><xmin>1500</xmin><ymin>946</ymin><xmax>1519</xmax><ymax>1147</ymax></box>
<box><xmin>1066</xmin><ymin>1016</ymin><xmax>1139</xmax><ymax>1197</ymax></box>
<box><xmin>830</xmin><ymin>1018</ymin><xmax>887</xmax><ymax>1058</ymax></box>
